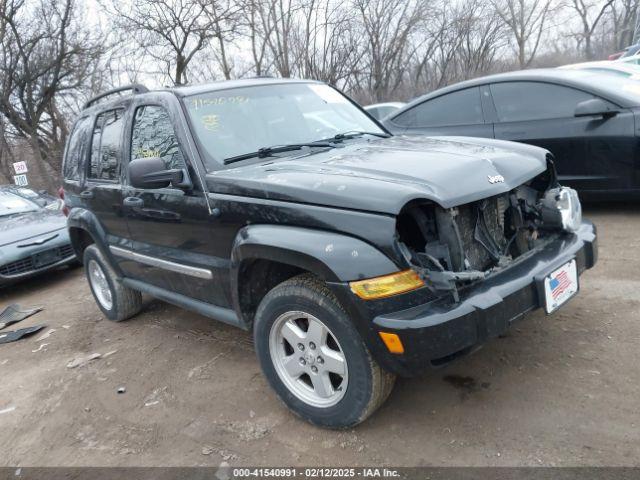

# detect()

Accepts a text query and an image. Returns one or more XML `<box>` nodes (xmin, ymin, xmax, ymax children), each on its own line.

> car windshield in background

<box><xmin>0</xmin><ymin>191</ymin><xmax>39</xmax><ymax>217</ymax></box>
<box><xmin>582</xmin><ymin>68</ymin><xmax>636</xmax><ymax>78</ymax></box>
<box><xmin>183</xmin><ymin>83</ymin><xmax>385</xmax><ymax>169</ymax></box>
<box><xmin>585</xmin><ymin>71</ymin><xmax>640</xmax><ymax>100</ymax></box>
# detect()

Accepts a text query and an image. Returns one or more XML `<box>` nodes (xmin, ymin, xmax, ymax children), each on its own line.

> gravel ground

<box><xmin>0</xmin><ymin>204</ymin><xmax>638</xmax><ymax>467</ymax></box>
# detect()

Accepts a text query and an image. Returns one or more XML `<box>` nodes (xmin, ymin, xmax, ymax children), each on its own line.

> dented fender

<box><xmin>230</xmin><ymin>225</ymin><xmax>400</xmax><ymax>283</ymax></box>
<box><xmin>228</xmin><ymin>224</ymin><xmax>401</xmax><ymax>328</ymax></box>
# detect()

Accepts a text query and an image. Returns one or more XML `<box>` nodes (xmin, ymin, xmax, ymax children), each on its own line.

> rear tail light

<box><xmin>58</xmin><ymin>187</ymin><xmax>70</xmax><ymax>217</ymax></box>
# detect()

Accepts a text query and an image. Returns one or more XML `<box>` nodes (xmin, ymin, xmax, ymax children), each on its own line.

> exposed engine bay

<box><xmin>396</xmin><ymin>172</ymin><xmax>582</xmax><ymax>302</ymax></box>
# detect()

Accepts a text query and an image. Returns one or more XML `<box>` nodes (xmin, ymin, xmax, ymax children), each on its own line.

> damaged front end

<box><xmin>396</xmin><ymin>165</ymin><xmax>582</xmax><ymax>303</ymax></box>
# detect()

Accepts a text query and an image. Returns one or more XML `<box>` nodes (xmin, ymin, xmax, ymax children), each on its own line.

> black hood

<box><xmin>0</xmin><ymin>209</ymin><xmax>67</xmax><ymax>247</ymax></box>
<box><xmin>206</xmin><ymin>136</ymin><xmax>549</xmax><ymax>214</ymax></box>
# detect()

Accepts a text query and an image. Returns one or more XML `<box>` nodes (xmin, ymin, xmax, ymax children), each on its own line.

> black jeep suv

<box><xmin>62</xmin><ymin>78</ymin><xmax>597</xmax><ymax>428</ymax></box>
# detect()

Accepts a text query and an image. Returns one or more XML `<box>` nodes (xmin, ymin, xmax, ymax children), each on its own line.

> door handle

<box><xmin>123</xmin><ymin>197</ymin><xmax>144</xmax><ymax>207</ymax></box>
<box><xmin>79</xmin><ymin>190</ymin><xmax>94</xmax><ymax>199</ymax></box>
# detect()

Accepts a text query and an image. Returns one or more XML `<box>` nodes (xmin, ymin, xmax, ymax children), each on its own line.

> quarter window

<box><xmin>393</xmin><ymin>87</ymin><xmax>484</xmax><ymax>127</ymax></box>
<box><xmin>88</xmin><ymin>109</ymin><xmax>125</xmax><ymax>181</ymax></box>
<box><xmin>63</xmin><ymin>116</ymin><xmax>92</xmax><ymax>180</ymax></box>
<box><xmin>490</xmin><ymin>82</ymin><xmax>596</xmax><ymax>122</ymax></box>
<box><xmin>131</xmin><ymin>105</ymin><xmax>185</xmax><ymax>170</ymax></box>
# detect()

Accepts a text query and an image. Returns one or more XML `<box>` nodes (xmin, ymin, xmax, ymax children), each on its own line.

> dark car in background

<box><xmin>384</xmin><ymin>69</ymin><xmax>640</xmax><ymax>199</ymax></box>
<box><xmin>0</xmin><ymin>185</ymin><xmax>76</xmax><ymax>286</ymax></box>
<box><xmin>621</xmin><ymin>43</ymin><xmax>640</xmax><ymax>58</ymax></box>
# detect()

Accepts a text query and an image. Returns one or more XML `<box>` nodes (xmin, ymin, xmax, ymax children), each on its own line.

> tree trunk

<box><xmin>27</xmin><ymin>136</ymin><xmax>58</xmax><ymax>193</ymax></box>
<box><xmin>218</xmin><ymin>35</ymin><xmax>232</xmax><ymax>80</ymax></box>
<box><xmin>585</xmin><ymin>35</ymin><xmax>593</xmax><ymax>60</ymax></box>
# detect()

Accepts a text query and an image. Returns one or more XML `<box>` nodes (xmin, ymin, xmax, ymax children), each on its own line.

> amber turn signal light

<box><xmin>379</xmin><ymin>332</ymin><xmax>404</xmax><ymax>354</ymax></box>
<box><xmin>349</xmin><ymin>269</ymin><xmax>425</xmax><ymax>300</ymax></box>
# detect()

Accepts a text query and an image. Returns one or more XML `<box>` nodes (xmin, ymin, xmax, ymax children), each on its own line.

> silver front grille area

<box><xmin>0</xmin><ymin>244</ymin><xmax>75</xmax><ymax>277</ymax></box>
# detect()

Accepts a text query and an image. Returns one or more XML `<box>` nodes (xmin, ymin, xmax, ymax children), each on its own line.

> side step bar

<box><xmin>121</xmin><ymin>278</ymin><xmax>245</xmax><ymax>330</ymax></box>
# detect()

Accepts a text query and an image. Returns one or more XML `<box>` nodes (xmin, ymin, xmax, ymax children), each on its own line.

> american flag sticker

<box><xmin>544</xmin><ymin>260</ymin><xmax>578</xmax><ymax>314</ymax></box>
<box><xmin>550</xmin><ymin>271</ymin><xmax>571</xmax><ymax>299</ymax></box>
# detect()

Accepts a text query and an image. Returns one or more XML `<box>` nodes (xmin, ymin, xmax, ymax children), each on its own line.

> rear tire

<box><xmin>253</xmin><ymin>274</ymin><xmax>395</xmax><ymax>428</ymax></box>
<box><xmin>83</xmin><ymin>245</ymin><xmax>142</xmax><ymax>322</ymax></box>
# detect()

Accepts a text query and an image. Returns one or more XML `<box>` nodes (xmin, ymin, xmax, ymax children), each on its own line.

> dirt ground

<box><xmin>0</xmin><ymin>204</ymin><xmax>639</xmax><ymax>467</ymax></box>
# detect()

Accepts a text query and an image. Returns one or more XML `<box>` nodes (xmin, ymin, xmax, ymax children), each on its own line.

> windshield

<box><xmin>0</xmin><ymin>191</ymin><xmax>39</xmax><ymax>217</ymax></box>
<box><xmin>183</xmin><ymin>83</ymin><xmax>385</xmax><ymax>169</ymax></box>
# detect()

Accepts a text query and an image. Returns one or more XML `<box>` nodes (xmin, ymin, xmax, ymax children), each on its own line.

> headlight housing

<box><xmin>349</xmin><ymin>269</ymin><xmax>425</xmax><ymax>300</ymax></box>
<box><xmin>541</xmin><ymin>187</ymin><xmax>582</xmax><ymax>232</ymax></box>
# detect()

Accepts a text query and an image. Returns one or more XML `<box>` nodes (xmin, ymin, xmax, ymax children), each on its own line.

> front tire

<box><xmin>254</xmin><ymin>274</ymin><xmax>395</xmax><ymax>428</ymax></box>
<box><xmin>83</xmin><ymin>245</ymin><xmax>142</xmax><ymax>322</ymax></box>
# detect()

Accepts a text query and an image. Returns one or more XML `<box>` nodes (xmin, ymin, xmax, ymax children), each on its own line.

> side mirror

<box><xmin>128</xmin><ymin>157</ymin><xmax>190</xmax><ymax>189</ymax></box>
<box><xmin>574</xmin><ymin>98</ymin><xmax>618</xmax><ymax>118</ymax></box>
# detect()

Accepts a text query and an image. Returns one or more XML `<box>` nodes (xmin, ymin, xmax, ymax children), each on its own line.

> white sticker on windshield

<box><xmin>308</xmin><ymin>84</ymin><xmax>349</xmax><ymax>104</ymax></box>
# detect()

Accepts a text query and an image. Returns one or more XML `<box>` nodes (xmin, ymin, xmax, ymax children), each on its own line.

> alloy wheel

<box><xmin>88</xmin><ymin>259</ymin><xmax>113</xmax><ymax>310</ymax></box>
<box><xmin>269</xmin><ymin>311</ymin><xmax>348</xmax><ymax>408</ymax></box>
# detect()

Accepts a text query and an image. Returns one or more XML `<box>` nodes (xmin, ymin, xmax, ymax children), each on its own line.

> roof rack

<box><xmin>83</xmin><ymin>84</ymin><xmax>149</xmax><ymax>110</ymax></box>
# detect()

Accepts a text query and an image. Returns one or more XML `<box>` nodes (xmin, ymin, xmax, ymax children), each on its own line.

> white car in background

<box><xmin>618</xmin><ymin>54</ymin><xmax>640</xmax><ymax>67</ymax></box>
<box><xmin>364</xmin><ymin>102</ymin><xmax>405</xmax><ymax>120</ymax></box>
<box><xmin>559</xmin><ymin>60</ymin><xmax>640</xmax><ymax>79</ymax></box>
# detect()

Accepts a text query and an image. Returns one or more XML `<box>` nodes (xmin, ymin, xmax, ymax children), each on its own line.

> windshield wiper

<box><xmin>329</xmin><ymin>131</ymin><xmax>391</xmax><ymax>141</ymax></box>
<box><xmin>223</xmin><ymin>142</ymin><xmax>335</xmax><ymax>165</ymax></box>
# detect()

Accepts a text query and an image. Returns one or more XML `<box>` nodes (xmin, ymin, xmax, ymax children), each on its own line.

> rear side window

<box><xmin>393</xmin><ymin>87</ymin><xmax>483</xmax><ymax>127</ymax></box>
<box><xmin>131</xmin><ymin>105</ymin><xmax>186</xmax><ymax>170</ymax></box>
<box><xmin>88</xmin><ymin>109</ymin><xmax>125</xmax><ymax>181</ymax></box>
<box><xmin>490</xmin><ymin>82</ymin><xmax>595</xmax><ymax>122</ymax></box>
<box><xmin>63</xmin><ymin>116</ymin><xmax>92</xmax><ymax>180</ymax></box>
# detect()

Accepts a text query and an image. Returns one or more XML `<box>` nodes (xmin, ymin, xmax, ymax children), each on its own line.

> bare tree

<box><xmin>406</xmin><ymin>0</ymin><xmax>504</xmax><ymax>97</ymax></box>
<box><xmin>354</xmin><ymin>0</ymin><xmax>426</xmax><ymax>102</ymax></box>
<box><xmin>110</xmin><ymin>0</ymin><xmax>230</xmax><ymax>85</ymax></box>
<box><xmin>239</xmin><ymin>0</ymin><xmax>275</xmax><ymax>76</ymax></box>
<box><xmin>570</xmin><ymin>0</ymin><xmax>614</xmax><ymax>59</ymax></box>
<box><xmin>292</xmin><ymin>0</ymin><xmax>362</xmax><ymax>86</ymax></box>
<box><xmin>0</xmin><ymin>116</ymin><xmax>15</xmax><ymax>182</ymax></box>
<box><xmin>259</xmin><ymin>0</ymin><xmax>304</xmax><ymax>77</ymax></box>
<box><xmin>610</xmin><ymin>0</ymin><xmax>640</xmax><ymax>49</ymax></box>
<box><xmin>455</xmin><ymin>0</ymin><xmax>507</xmax><ymax>78</ymax></box>
<box><xmin>203</xmin><ymin>0</ymin><xmax>243</xmax><ymax>79</ymax></box>
<box><xmin>492</xmin><ymin>0</ymin><xmax>554</xmax><ymax>68</ymax></box>
<box><xmin>413</xmin><ymin>6</ymin><xmax>462</xmax><ymax>91</ymax></box>
<box><xmin>0</xmin><ymin>0</ymin><xmax>103</xmax><ymax>189</ymax></box>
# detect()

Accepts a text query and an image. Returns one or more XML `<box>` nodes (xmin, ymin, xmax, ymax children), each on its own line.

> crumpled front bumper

<box><xmin>332</xmin><ymin>221</ymin><xmax>597</xmax><ymax>377</ymax></box>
